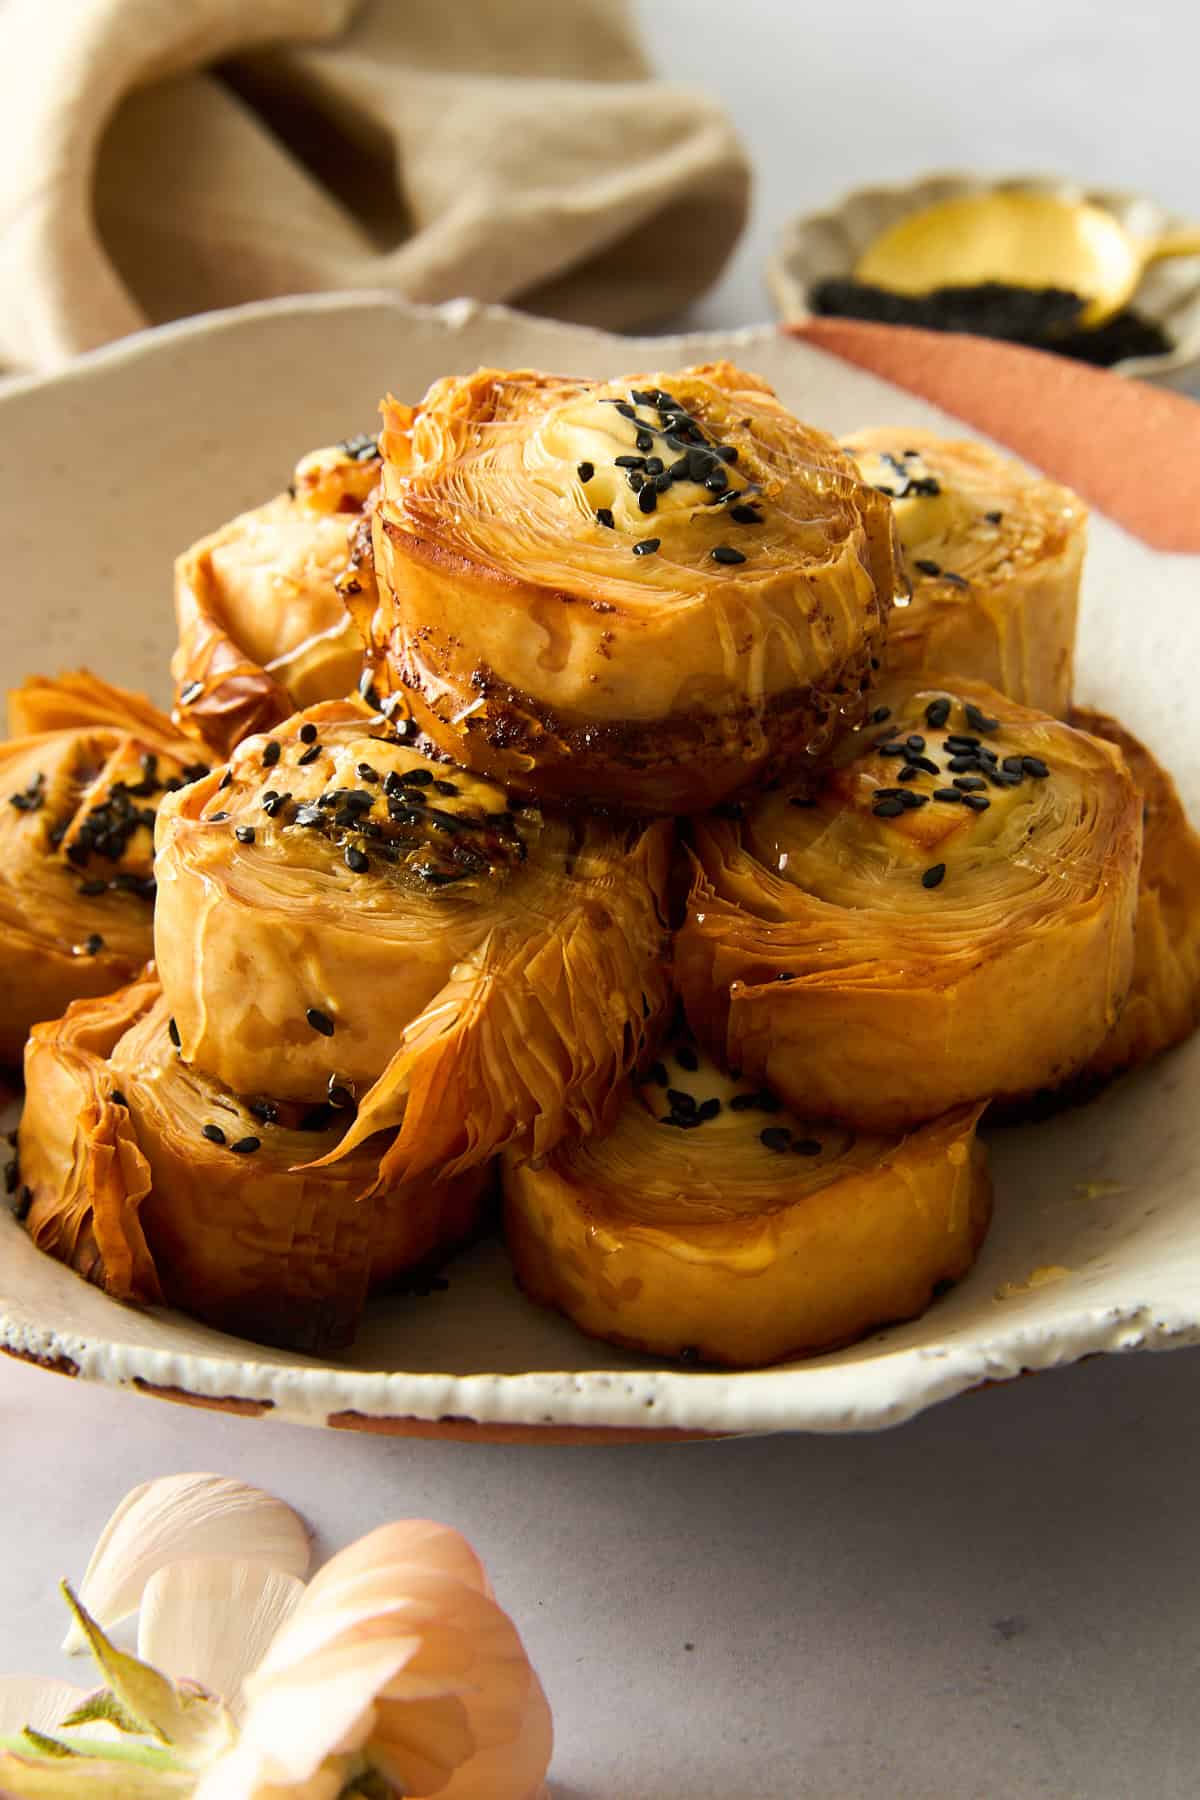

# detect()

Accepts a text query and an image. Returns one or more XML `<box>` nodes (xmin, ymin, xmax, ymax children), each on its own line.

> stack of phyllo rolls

<box><xmin>12</xmin><ymin>363</ymin><xmax>1200</xmax><ymax>1367</ymax></box>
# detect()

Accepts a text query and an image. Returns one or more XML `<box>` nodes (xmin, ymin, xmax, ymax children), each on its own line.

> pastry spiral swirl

<box><xmin>1072</xmin><ymin>708</ymin><xmax>1200</xmax><ymax>1083</ymax></box>
<box><xmin>153</xmin><ymin>699</ymin><xmax>672</xmax><ymax>1182</ymax></box>
<box><xmin>172</xmin><ymin>438</ymin><xmax>380</xmax><ymax>757</ymax></box>
<box><xmin>19</xmin><ymin>976</ymin><xmax>488</xmax><ymax>1353</ymax></box>
<box><xmin>357</xmin><ymin>363</ymin><xmax>900</xmax><ymax>812</ymax></box>
<box><xmin>678</xmin><ymin>677</ymin><xmax>1142</xmax><ymax>1129</ymax></box>
<box><xmin>843</xmin><ymin>429</ymin><xmax>1085</xmax><ymax>714</ymax></box>
<box><xmin>503</xmin><ymin>1032</ymin><xmax>991</xmax><ymax>1365</ymax></box>
<box><xmin>0</xmin><ymin>673</ymin><xmax>208</xmax><ymax>1063</ymax></box>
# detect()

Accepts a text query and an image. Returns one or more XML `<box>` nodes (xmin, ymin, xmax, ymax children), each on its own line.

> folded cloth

<box><xmin>0</xmin><ymin>0</ymin><xmax>750</xmax><ymax>373</ymax></box>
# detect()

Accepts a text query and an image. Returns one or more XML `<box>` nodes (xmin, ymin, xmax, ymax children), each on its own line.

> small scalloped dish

<box><xmin>769</xmin><ymin>171</ymin><xmax>1200</xmax><ymax>387</ymax></box>
<box><xmin>1</xmin><ymin>296</ymin><xmax>1198</xmax><ymax>1440</ymax></box>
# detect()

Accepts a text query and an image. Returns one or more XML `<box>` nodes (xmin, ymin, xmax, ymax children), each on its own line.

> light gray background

<box><xmin>4</xmin><ymin>4</ymin><xmax>1199</xmax><ymax>1795</ymax></box>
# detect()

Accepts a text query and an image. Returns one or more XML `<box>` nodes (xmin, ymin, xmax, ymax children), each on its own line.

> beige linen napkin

<box><xmin>0</xmin><ymin>0</ymin><xmax>750</xmax><ymax>373</ymax></box>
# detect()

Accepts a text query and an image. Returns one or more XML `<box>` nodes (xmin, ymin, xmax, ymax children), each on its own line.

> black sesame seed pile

<box><xmin>859</xmin><ymin>696</ymin><xmax>1053</xmax><ymax>889</ymax></box>
<box><xmin>863</xmin><ymin>448</ymin><xmax>942</xmax><ymax>502</ymax></box>
<box><xmin>224</xmin><ymin>735</ymin><xmax>529</xmax><ymax>891</ymax></box>
<box><xmin>41</xmin><ymin>749</ymin><xmax>208</xmax><ymax>900</ymax></box>
<box><xmin>585</xmin><ymin>387</ymin><xmax>764</xmax><ymax>556</ymax></box>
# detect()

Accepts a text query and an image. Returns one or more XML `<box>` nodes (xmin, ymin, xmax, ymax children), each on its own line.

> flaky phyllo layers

<box><xmin>844</xmin><ymin>429</ymin><xmax>1085</xmax><ymax>715</ymax></box>
<box><xmin>12</xmin><ymin>358</ymin><xmax>1199</xmax><ymax>1369</ymax></box>
<box><xmin>357</xmin><ymin>363</ymin><xmax>902</xmax><ymax>811</ymax></box>
<box><xmin>20</xmin><ymin>975</ymin><xmax>489</xmax><ymax>1353</ymax></box>
<box><xmin>678</xmin><ymin>678</ymin><xmax>1142</xmax><ymax>1130</ymax></box>
<box><xmin>503</xmin><ymin>1030</ymin><xmax>991</xmax><ymax>1367</ymax></box>
<box><xmin>153</xmin><ymin>700</ymin><xmax>673</xmax><ymax>1185</ymax></box>
<box><xmin>172</xmin><ymin>437</ymin><xmax>382</xmax><ymax>756</ymax></box>
<box><xmin>0</xmin><ymin>673</ymin><xmax>209</xmax><ymax>1062</ymax></box>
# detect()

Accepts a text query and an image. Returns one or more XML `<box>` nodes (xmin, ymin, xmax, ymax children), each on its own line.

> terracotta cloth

<box><xmin>0</xmin><ymin>0</ymin><xmax>750</xmax><ymax>373</ymax></box>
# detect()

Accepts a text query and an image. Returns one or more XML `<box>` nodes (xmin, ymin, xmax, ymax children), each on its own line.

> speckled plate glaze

<box><xmin>2</xmin><ymin>296</ymin><xmax>1198</xmax><ymax>1439</ymax></box>
<box><xmin>770</xmin><ymin>171</ymin><xmax>1200</xmax><ymax>388</ymax></box>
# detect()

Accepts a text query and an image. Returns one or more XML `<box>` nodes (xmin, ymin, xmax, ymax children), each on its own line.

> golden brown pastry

<box><xmin>153</xmin><ymin>699</ymin><xmax>672</xmax><ymax>1184</ymax></box>
<box><xmin>355</xmin><ymin>363</ymin><xmax>900</xmax><ymax>812</ymax></box>
<box><xmin>678</xmin><ymin>677</ymin><xmax>1141</xmax><ymax>1130</ymax></box>
<box><xmin>503</xmin><ymin>1031</ymin><xmax>991</xmax><ymax>1366</ymax></box>
<box><xmin>172</xmin><ymin>438</ymin><xmax>381</xmax><ymax>757</ymax></box>
<box><xmin>0</xmin><ymin>673</ymin><xmax>209</xmax><ymax>1064</ymax></box>
<box><xmin>843</xmin><ymin>429</ymin><xmax>1085</xmax><ymax>714</ymax></box>
<box><xmin>1072</xmin><ymin>708</ymin><xmax>1200</xmax><ymax>1082</ymax></box>
<box><xmin>18</xmin><ymin>975</ymin><xmax>489</xmax><ymax>1352</ymax></box>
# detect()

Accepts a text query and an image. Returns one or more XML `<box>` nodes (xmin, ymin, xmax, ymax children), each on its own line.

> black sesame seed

<box><xmin>400</xmin><ymin>767</ymin><xmax>433</xmax><ymax>788</ymax></box>
<box><xmin>633</xmin><ymin>538</ymin><xmax>660</xmax><ymax>557</ymax></box>
<box><xmin>82</xmin><ymin>933</ymin><xmax>104</xmax><ymax>955</ymax></box>
<box><xmin>613</xmin><ymin>401</ymin><xmax>637</xmax><ymax>420</ymax></box>
<box><xmin>696</xmin><ymin>1098</ymin><xmax>721</xmax><ymax>1122</ymax></box>
<box><xmin>298</xmin><ymin>1103</ymin><xmax>337</xmax><ymax>1132</ymax></box>
<box><xmin>306</xmin><ymin>1007</ymin><xmax>335</xmax><ymax>1036</ymax></box>
<box><xmin>925</xmin><ymin>697</ymin><xmax>952</xmax><ymax>729</ymax></box>
<box><xmin>262</xmin><ymin>790</ymin><xmax>291</xmax><ymax>818</ymax></box>
<box><xmin>676</xmin><ymin>1045</ymin><xmax>699</xmax><ymax>1072</ymax></box>
<box><xmin>299</xmin><ymin>722</ymin><xmax>318</xmax><ymax>745</ymax></box>
<box><xmin>986</xmin><ymin>510</ymin><xmax>1004</xmax><ymax>524</ymax></box>
<box><xmin>615</xmin><ymin>454</ymin><xmax>645</xmax><ymax>469</ymax></box>
<box><xmin>729</xmin><ymin>505</ymin><xmax>761</xmax><ymax>524</ymax></box>
<box><xmin>922</xmin><ymin>863</ymin><xmax>947</xmax><ymax>889</ymax></box>
<box><xmin>202</xmin><ymin>1123</ymin><xmax>226</xmax><ymax>1145</ymax></box>
<box><xmin>235</xmin><ymin>825</ymin><xmax>255</xmax><ymax>845</ymax></box>
<box><xmin>262</xmin><ymin>741</ymin><xmax>281</xmax><ymax>768</ymax></box>
<box><xmin>879</xmin><ymin>742</ymin><xmax>908</xmax><ymax>757</ymax></box>
<box><xmin>704</xmin><ymin>468</ymin><xmax>729</xmax><ymax>495</ymax></box>
<box><xmin>327</xmin><ymin>1075</ymin><xmax>356</xmax><ymax>1108</ymax></box>
<box><xmin>210</xmin><ymin>811</ymin><xmax>230</xmax><ymax>823</ymax></box>
<box><xmin>636</xmin><ymin>430</ymin><xmax>654</xmax><ymax>453</ymax></box>
<box><xmin>78</xmin><ymin>879</ymin><xmax>108</xmax><ymax>896</ymax></box>
<box><xmin>900</xmin><ymin>790</ymin><xmax>929</xmax><ymax>809</ymax></box>
<box><xmin>645</xmin><ymin>456</ymin><xmax>664</xmax><ymax>475</ymax></box>
<box><xmin>906</xmin><ymin>734</ymin><xmax>926</xmax><ymax>752</ymax></box>
<box><xmin>433</xmin><ymin>779</ymin><xmax>459</xmax><ymax>797</ymax></box>
<box><xmin>595</xmin><ymin>508</ymin><xmax>614</xmax><ymax>529</ymax></box>
<box><xmin>667</xmin><ymin>1088</ymin><xmax>697</xmax><ymax>1117</ymax></box>
<box><xmin>897</xmin><ymin>764</ymin><xmax>920</xmax><ymax>783</ymax></box>
<box><xmin>218</xmin><ymin>769</ymin><xmax>233</xmax><ymax>792</ymax></box>
<box><xmin>871</xmin><ymin>707</ymin><xmax>892</xmax><ymax>724</ymax></box>
<box><xmin>577</xmin><ymin>461</ymin><xmax>595</xmax><ymax>483</ymax></box>
<box><xmin>943</xmin><ymin>572</ymin><xmax>970</xmax><ymax>589</ymax></box>
<box><xmin>905</xmin><ymin>755</ymin><xmax>940</xmax><ymax>777</ymax></box>
<box><xmin>180</xmin><ymin>682</ymin><xmax>203</xmax><ymax>705</ymax></box>
<box><xmin>231</xmin><ymin>1136</ymin><xmax>261</xmax><ymax>1155</ymax></box>
<box><xmin>626</xmin><ymin>472</ymin><xmax>646</xmax><ymax>493</ymax></box>
<box><xmin>873</xmin><ymin>797</ymin><xmax>906</xmax><ymax>818</ymax></box>
<box><xmin>953</xmin><ymin>776</ymin><xmax>988</xmax><ymax>791</ymax></box>
<box><xmin>760</xmin><ymin>1127</ymin><xmax>791</xmax><ymax>1153</ymax></box>
<box><xmin>963</xmin><ymin>793</ymin><xmax>991</xmax><ymax>811</ymax></box>
<box><xmin>914</xmin><ymin>558</ymin><xmax>942</xmax><ymax>577</ymax></box>
<box><xmin>638</xmin><ymin>485</ymin><xmax>658</xmax><ymax>514</ymax></box>
<box><xmin>249</xmin><ymin>1099</ymin><xmax>278</xmax><ymax>1125</ymax></box>
<box><xmin>298</xmin><ymin>744</ymin><xmax>322</xmax><ymax>766</ymax></box>
<box><xmin>793</xmin><ymin>1138</ymin><xmax>823</xmax><ymax>1157</ymax></box>
<box><xmin>345</xmin><ymin>845</ymin><xmax>369</xmax><ymax>874</ymax></box>
<box><xmin>947</xmin><ymin>755</ymin><xmax>981</xmax><ymax>774</ymax></box>
<box><xmin>168</xmin><ymin>1017</ymin><xmax>181</xmax><ymax>1048</ymax></box>
<box><xmin>711</xmin><ymin>545</ymin><xmax>745</xmax><ymax>565</ymax></box>
<box><xmin>964</xmin><ymin>704</ymin><xmax>999</xmax><ymax>734</ymax></box>
<box><xmin>717</xmin><ymin>444</ymin><xmax>739</xmax><ymax>464</ymax></box>
<box><xmin>933</xmin><ymin>787</ymin><xmax>964</xmax><ymax>804</ymax></box>
<box><xmin>110</xmin><ymin>1091</ymin><xmax>127</xmax><ymax>1108</ymax></box>
<box><xmin>650</xmin><ymin>1061</ymin><xmax>669</xmax><ymax>1087</ymax></box>
<box><xmin>1022</xmin><ymin>755</ymin><xmax>1050</xmax><ymax>778</ymax></box>
<box><xmin>3</xmin><ymin>1161</ymin><xmax>16</xmax><ymax>1194</ymax></box>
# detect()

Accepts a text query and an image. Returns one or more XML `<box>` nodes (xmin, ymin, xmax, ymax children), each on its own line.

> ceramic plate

<box><xmin>769</xmin><ymin>169</ymin><xmax>1200</xmax><ymax>389</ymax></box>
<box><xmin>2</xmin><ymin>296</ymin><xmax>1198</xmax><ymax>1439</ymax></box>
